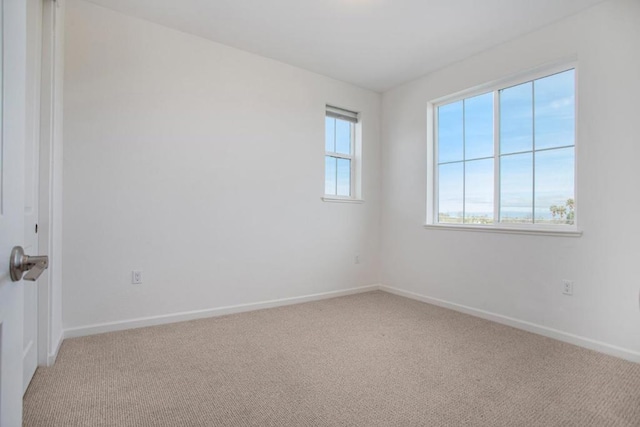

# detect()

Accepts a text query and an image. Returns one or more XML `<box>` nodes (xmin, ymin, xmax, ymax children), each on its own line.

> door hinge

<box><xmin>35</xmin><ymin>223</ymin><xmax>38</xmax><ymax>234</ymax></box>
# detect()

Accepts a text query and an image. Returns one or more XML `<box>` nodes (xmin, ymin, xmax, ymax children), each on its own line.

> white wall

<box><xmin>62</xmin><ymin>0</ymin><xmax>381</xmax><ymax>331</ymax></box>
<box><xmin>381</xmin><ymin>0</ymin><xmax>640</xmax><ymax>357</ymax></box>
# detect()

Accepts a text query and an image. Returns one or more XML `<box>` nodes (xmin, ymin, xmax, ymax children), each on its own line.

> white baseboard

<box><xmin>64</xmin><ymin>285</ymin><xmax>380</xmax><ymax>339</ymax></box>
<box><xmin>379</xmin><ymin>285</ymin><xmax>640</xmax><ymax>364</ymax></box>
<box><xmin>47</xmin><ymin>331</ymin><xmax>64</xmax><ymax>366</ymax></box>
<box><xmin>61</xmin><ymin>283</ymin><xmax>639</xmax><ymax>364</ymax></box>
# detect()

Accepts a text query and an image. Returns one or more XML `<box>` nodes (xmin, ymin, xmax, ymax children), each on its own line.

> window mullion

<box><xmin>493</xmin><ymin>90</ymin><xmax>500</xmax><ymax>224</ymax></box>
<box><xmin>531</xmin><ymin>81</ymin><xmax>536</xmax><ymax>224</ymax></box>
<box><xmin>462</xmin><ymin>100</ymin><xmax>466</xmax><ymax>223</ymax></box>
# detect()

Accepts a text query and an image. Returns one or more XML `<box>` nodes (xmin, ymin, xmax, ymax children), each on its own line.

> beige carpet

<box><xmin>23</xmin><ymin>291</ymin><xmax>640</xmax><ymax>426</ymax></box>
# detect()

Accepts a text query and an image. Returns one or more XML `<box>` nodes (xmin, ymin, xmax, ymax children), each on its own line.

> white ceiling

<box><xmin>84</xmin><ymin>0</ymin><xmax>605</xmax><ymax>92</ymax></box>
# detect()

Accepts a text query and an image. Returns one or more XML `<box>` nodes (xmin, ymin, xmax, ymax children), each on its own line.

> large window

<box><xmin>325</xmin><ymin>105</ymin><xmax>358</xmax><ymax>198</ymax></box>
<box><xmin>431</xmin><ymin>66</ymin><xmax>576</xmax><ymax>231</ymax></box>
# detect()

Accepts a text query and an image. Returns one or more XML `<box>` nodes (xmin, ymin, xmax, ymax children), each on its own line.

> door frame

<box><xmin>36</xmin><ymin>0</ymin><xmax>64</xmax><ymax>368</ymax></box>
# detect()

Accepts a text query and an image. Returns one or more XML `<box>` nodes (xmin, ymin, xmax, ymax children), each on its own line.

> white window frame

<box><xmin>323</xmin><ymin>105</ymin><xmax>364</xmax><ymax>203</ymax></box>
<box><xmin>426</xmin><ymin>61</ymin><xmax>581</xmax><ymax>237</ymax></box>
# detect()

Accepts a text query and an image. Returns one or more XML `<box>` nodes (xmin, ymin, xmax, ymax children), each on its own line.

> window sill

<box><xmin>423</xmin><ymin>224</ymin><xmax>582</xmax><ymax>237</ymax></box>
<box><xmin>321</xmin><ymin>197</ymin><xmax>364</xmax><ymax>204</ymax></box>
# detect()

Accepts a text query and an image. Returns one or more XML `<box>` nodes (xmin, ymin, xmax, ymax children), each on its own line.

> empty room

<box><xmin>0</xmin><ymin>0</ymin><xmax>639</xmax><ymax>425</ymax></box>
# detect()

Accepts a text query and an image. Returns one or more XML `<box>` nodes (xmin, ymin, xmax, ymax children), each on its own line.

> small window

<box><xmin>325</xmin><ymin>105</ymin><xmax>358</xmax><ymax>198</ymax></box>
<box><xmin>430</xmin><ymin>66</ymin><xmax>577</xmax><ymax>232</ymax></box>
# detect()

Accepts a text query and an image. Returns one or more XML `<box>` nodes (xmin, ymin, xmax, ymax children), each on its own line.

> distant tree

<box><xmin>566</xmin><ymin>198</ymin><xmax>575</xmax><ymax>224</ymax></box>
<box><xmin>550</xmin><ymin>198</ymin><xmax>574</xmax><ymax>224</ymax></box>
<box><xmin>550</xmin><ymin>205</ymin><xmax>565</xmax><ymax>219</ymax></box>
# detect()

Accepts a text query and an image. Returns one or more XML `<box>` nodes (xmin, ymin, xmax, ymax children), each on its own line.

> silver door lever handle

<box><xmin>10</xmin><ymin>246</ymin><xmax>49</xmax><ymax>282</ymax></box>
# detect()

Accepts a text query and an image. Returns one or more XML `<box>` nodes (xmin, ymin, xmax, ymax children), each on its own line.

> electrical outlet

<box><xmin>562</xmin><ymin>279</ymin><xmax>573</xmax><ymax>296</ymax></box>
<box><xmin>132</xmin><ymin>270</ymin><xmax>143</xmax><ymax>284</ymax></box>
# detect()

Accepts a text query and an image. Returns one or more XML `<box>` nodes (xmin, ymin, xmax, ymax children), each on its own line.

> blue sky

<box><xmin>438</xmin><ymin>69</ymin><xmax>575</xmax><ymax>222</ymax></box>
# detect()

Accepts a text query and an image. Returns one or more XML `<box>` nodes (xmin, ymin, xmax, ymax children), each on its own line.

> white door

<box><xmin>0</xmin><ymin>0</ymin><xmax>28</xmax><ymax>425</ymax></box>
<box><xmin>23</xmin><ymin>0</ymin><xmax>42</xmax><ymax>393</ymax></box>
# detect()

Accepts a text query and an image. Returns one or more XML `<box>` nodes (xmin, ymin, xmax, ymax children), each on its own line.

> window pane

<box><xmin>438</xmin><ymin>162</ymin><xmax>463</xmax><ymax>223</ymax></box>
<box><xmin>335</xmin><ymin>119</ymin><xmax>351</xmax><ymax>155</ymax></box>
<box><xmin>438</xmin><ymin>101</ymin><xmax>463</xmax><ymax>163</ymax></box>
<box><xmin>500</xmin><ymin>153</ymin><xmax>533</xmax><ymax>223</ymax></box>
<box><xmin>336</xmin><ymin>158</ymin><xmax>351</xmax><ymax>196</ymax></box>
<box><xmin>500</xmin><ymin>82</ymin><xmax>533</xmax><ymax>155</ymax></box>
<box><xmin>325</xmin><ymin>117</ymin><xmax>335</xmax><ymax>152</ymax></box>
<box><xmin>465</xmin><ymin>159</ymin><xmax>493</xmax><ymax>224</ymax></box>
<box><xmin>325</xmin><ymin>156</ymin><xmax>337</xmax><ymax>195</ymax></box>
<box><xmin>535</xmin><ymin>69</ymin><xmax>575</xmax><ymax>150</ymax></box>
<box><xmin>535</xmin><ymin>147</ymin><xmax>575</xmax><ymax>225</ymax></box>
<box><xmin>464</xmin><ymin>93</ymin><xmax>494</xmax><ymax>160</ymax></box>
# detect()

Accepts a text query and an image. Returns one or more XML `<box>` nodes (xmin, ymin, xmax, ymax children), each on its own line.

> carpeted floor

<box><xmin>23</xmin><ymin>291</ymin><xmax>640</xmax><ymax>426</ymax></box>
